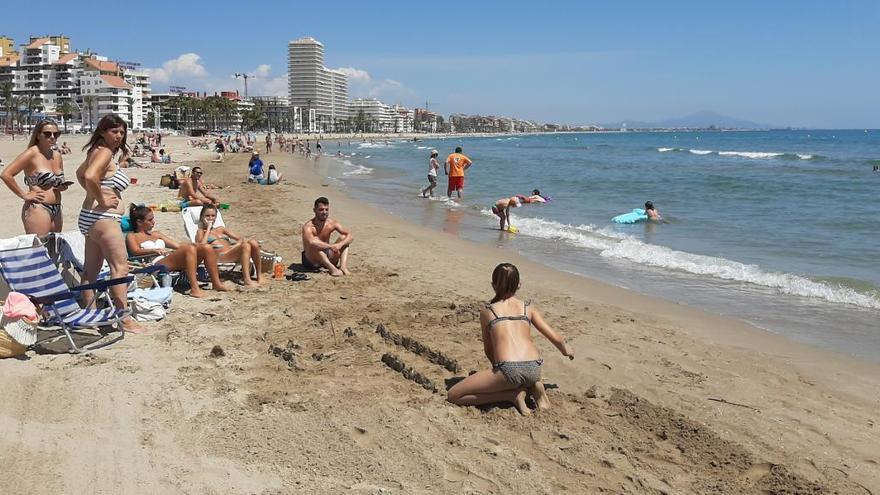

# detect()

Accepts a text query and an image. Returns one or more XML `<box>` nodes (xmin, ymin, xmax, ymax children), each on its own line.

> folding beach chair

<box><xmin>0</xmin><ymin>244</ymin><xmax>133</xmax><ymax>354</ymax></box>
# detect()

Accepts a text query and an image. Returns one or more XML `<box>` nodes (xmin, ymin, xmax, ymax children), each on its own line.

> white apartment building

<box><xmin>0</xmin><ymin>36</ymin><xmax>152</xmax><ymax>129</ymax></box>
<box><xmin>391</xmin><ymin>104</ymin><xmax>414</xmax><ymax>133</ymax></box>
<box><xmin>78</xmin><ymin>71</ymin><xmax>143</xmax><ymax>129</ymax></box>
<box><xmin>349</xmin><ymin>97</ymin><xmax>395</xmax><ymax>132</ymax></box>
<box><xmin>11</xmin><ymin>37</ymin><xmax>80</xmax><ymax>118</ymax></box>
<box><xmin>288</xmin><ymin>37</ymin><xmax>348</xmax><ymax>132</ymax></box>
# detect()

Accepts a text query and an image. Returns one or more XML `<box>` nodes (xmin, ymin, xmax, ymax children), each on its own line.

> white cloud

<box><xmin>335</xmin><ymin>67</ymin><xmax>372</xmax><ymax>84</ymax></box>
<box><xmin>335</xmin><ymin>67</ymin><xmax>414</xmax><ymax>104</ymax></box>
<box><xmin>251</xmin><ymin>73</ymin><xmax>288</xmax><ymax>97</ymax></box>
<box><xmin>145</xmin><ymin>53</ymin><xmax>207</xmax><ymax>84</ymax></box>
<box><xmin>254</xmin><ymin>64</ymin><xmax>271</xmax><ymax>78</ymax></box>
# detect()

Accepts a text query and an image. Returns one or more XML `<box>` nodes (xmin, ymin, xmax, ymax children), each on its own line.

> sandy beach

<box><xmin>0</xmin><ymin>134</ymin><xmax>878</xmax><ymax>494</ymax></box>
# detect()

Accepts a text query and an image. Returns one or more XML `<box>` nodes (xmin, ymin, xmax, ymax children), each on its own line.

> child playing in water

<box><xmin>447</xmin><ymin>263</ymin><xmax>574</xmax><ymax>415</ymax></box>
<box><xmin>491</xmin><ymin>189</ymin><xmax>547</xmax><ymax>231</ymax></box>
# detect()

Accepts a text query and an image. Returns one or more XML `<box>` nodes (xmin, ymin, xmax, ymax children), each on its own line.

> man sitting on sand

<box><xmin>301</xmin><ymin>196</ymin><xmax>352</xmax><ymax>276</ymax></box>
<box><xmin>178</xmin><ymin>166</ymin><xmax>220</xmax><ymax>207</ymax></box>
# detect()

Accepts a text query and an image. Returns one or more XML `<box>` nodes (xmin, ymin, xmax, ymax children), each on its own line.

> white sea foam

<box><xmin>657</xmin><ymin>147</ymin><xmax>678</xmax><ymax>152</ymax></box>
<box><xmin>796</xmin><ymin>154</ymin><xmax>813</xmax><ymax>160</ymax></box>
<box><xmin>339</xmin><ymin>159</ymin><xmax>374</xmax><ymax>176</ymax></box>
<box><xmin>357</xmin><ymin>142</ymin><xmax>390</xmax><ymax>149</ymax></box>
<box><xmin>416</xmin><ymin>146</ymin><xmax>428</xmax><ymax>149</ymax></box>
<box><xmin>689</xmin><ymin>149</ymin><xmax>713</xmax><ymax>155</ymax></box>
<box><xmin>718</xmin><ymin>151</ymin><xmax>784</xmax><ymax>159</ymax></box>
<box><xmin>487</xmin><ymin>212</ymin><xmax>880</xmax><ymax>310</ymax></box>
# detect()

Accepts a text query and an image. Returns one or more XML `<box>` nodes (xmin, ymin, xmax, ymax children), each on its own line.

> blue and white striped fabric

<box><xmin>0</xmin><ymin>245</ymin><xmax>82</xmax><ymax>318</ymax></box>
<box><xmin>62</xmin><ymin>307</ymin><xmax>124</xmax><ymax>326</ymax></box>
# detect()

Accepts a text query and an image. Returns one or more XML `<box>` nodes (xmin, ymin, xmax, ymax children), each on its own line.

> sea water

<box><xmin>315</xmin><ymin>130</ymin><xmax>880</xmax><ymax>360</ymax></box>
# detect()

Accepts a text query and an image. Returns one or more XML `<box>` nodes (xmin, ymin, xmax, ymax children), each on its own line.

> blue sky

<box><xmin>3</xmin><ymin>1</ymin><xmax>878</xmax><ymax>127</ymax></box>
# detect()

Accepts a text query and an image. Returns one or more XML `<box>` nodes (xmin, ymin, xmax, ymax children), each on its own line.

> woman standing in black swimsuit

<box><xmin>0</xmin><ymin>120</ymin><xmax>69</xmax><ymax>235</ymax></box>
<box><xmin>447</xmin><ymin>263</ymin><xmax>574</xmax><ymax>415</ymax></box>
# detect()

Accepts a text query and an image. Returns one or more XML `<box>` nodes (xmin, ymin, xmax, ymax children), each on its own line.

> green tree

<box><xmin>82</xmin><ymin>94</ymin><xmax>96</xmax><ymax>130</ymax></box>
<box><xmin>0</xmin><ymin>81</ymin><xmax>14</xmax><ymax>133</ymax></box>
<box><xmin>56</xmin><ymin>100</ymin><xmax>75</xmax><ymax>132</ymax></box>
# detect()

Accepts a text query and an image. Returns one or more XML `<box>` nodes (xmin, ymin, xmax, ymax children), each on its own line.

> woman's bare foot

<box><xmin>189</xmin><ymin>287</ymin><xmax>207</xmax><ymax>298</ymax></box>
<box><xmin>340</xmin><ymin>267</ymin><xmax>351</xmax><ymax>275</ymax></box>
<box><xmin>531</xmin><ymin>382</ymin><xmax>551</xmax><ymax>411</ymax></box>
<box><xmin>513</xmin><ymin>389</ymin><xmax>531</xmax><ymax>416</ymax></box>
<box><xmin>213</xmin><ymin>282</ymin><xmax>230</xmax><ymax>292</ymax></box>
<box><xmin>329</xmin><ymin>268</ymin><xmax>344</xmax><ymax>277</ymax></box>
<box><xmin>122</xmin><ymin>317</ymin><xmax>147</xmax><ymax>334</ymax></box>
<box><xmin>243</xmin><ymin>279</ymin><xmax>260</xmax><ymax>287</ymax></box>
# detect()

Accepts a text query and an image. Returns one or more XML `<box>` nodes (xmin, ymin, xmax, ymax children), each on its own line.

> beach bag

<box><xmin>0</xmin><ymin>330</ymin><xmax>27</xmax><ymax>358</ymax></box>
<box><xmin>1</xmin><ymin>292</ymin><xmax>39</xmax><ymax>347</ymax></box>
<box><xmin>130</xmin><ymin>298</ymin><xmax>166</xmax><ymax>322</ymax></box>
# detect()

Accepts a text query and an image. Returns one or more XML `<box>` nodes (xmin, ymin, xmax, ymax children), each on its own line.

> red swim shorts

<box><xmin>448</xmin><ymin>176</ymin><xmax>464</xmax><ymax>191</ymax></box>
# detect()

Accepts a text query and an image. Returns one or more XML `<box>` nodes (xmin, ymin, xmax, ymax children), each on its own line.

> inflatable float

<box><xmin>612</xmin><ymin>208</ymin><xmax>648</xmax><ymax>224</ymax></box>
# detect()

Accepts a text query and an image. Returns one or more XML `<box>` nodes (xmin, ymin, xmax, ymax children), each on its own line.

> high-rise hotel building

<box><xmin>287</xmin><ymin>37</ymin><xmax>348</xmax><ymax>132</ymax></box>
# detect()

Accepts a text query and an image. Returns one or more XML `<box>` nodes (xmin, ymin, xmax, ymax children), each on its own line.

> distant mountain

<box><xmin>603</xmin><ymin>111</ymin><xmax>773</xmax><ymax>129</ymax></box>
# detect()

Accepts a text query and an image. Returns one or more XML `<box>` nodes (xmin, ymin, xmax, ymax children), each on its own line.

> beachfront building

<box><xmin>78</xmin><ymin>70</ymin><xmax>143</xmax><ymax>130</ymax></box>
<box><xmin>391</xmin><ymin>104</ymin><xmax>414</xmax><ymax>133</ymax></box>
<box><xmin>250</xmin><ymin>95</ymin><xmax>295</xmax><ymax>132</ymax></box>
<box><xmin>414</xmin><ymin>108</ymin><xmax>442</xmax><ymax>133</ymax></box>
<box><xmin>349</xmin><ymin>97</ymin><xmax>395</xmax><ymax>133</ymax></box>
<box><xmin>0</xmin><ymin>35</ymin><xmax>152</xmax><ymax>130</ymax></box>
<box><xmin>287</xmin><ymin>37</ymin><xmax>348</xmax><ymax>132</ymax></box>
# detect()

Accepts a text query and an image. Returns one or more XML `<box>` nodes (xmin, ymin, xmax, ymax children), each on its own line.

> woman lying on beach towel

<box><xmin>126</xmin><ymin>204</ymin><xmax>228</xmax><ymax>297</ymax></box>
<box><xmin>447</xmin><ymin>263</ymin><xmax>574</xmax><ymax>415</ymax></box>
<box><xmin>195</xmin><ymin>205</ymin><xmax>265</xmax><ymax>287</ymax></box>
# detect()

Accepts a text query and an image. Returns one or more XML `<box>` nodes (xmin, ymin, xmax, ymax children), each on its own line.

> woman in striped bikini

<box><xmin>75</xmin><ymin>114</ymin><xmax>144</xmax><ymax>334</ymax></box>
<box><xmin>0</xmin><ymin>120</ymin><xmax>70</xmax><ymax>236</ymax></box>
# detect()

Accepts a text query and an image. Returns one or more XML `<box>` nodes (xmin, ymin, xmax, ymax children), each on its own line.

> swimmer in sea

<box><xmin>491</xmin><ymin>189</ymin><xmax>547</xmax><ymax>231</ymax></box>
<box><xmin>644</xmin><ymin>201</ymin><xmax>662</xmax><ymax>221</ymax></box>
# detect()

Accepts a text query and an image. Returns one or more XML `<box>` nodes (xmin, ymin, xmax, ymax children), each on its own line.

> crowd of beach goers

<box><xmin>0</xmin><ymin>117</ymin><xmax>878</xmax><ymax>493</ymax></box>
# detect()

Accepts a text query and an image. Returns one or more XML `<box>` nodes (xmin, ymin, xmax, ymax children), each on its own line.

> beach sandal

<box><xmin>286</xmin><ymin>272</ymin><xmax>311</xmax><ymax>282</ymax></box>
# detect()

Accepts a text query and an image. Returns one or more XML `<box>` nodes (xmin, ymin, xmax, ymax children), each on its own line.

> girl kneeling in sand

<box><xmin>195</xmin><ymin>205</ymin><xmax>264</xmax><ymax>287</ymax></box>
<box><xmin>447</xmin><ymin>263</ymin><xmax>574</xmax><ymax>415</ymax></box>
<box><xmin>126</xmin><ymin>205</ymin><xmax>228</xmax><ymax>297</ymax></box>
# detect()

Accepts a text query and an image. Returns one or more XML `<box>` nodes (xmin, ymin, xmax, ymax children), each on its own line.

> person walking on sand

<box><xmin>421</xmin><ymin>150</ymin><xmax>441</xmax><ymax>197</ymax></box>
<box><xmin>301</xmin><ymin>196</ymin><xmax>353</xmax><ymax>276</ymax></box>
<box><xmin>447</xmin><ymin>263</ymin><xmax>574</xmax><ymax>415</ymax></box>
<box><xmin>265</xmin><ymin>133</ymin><xmax>272</xmax><ymax>153</ymax></box>
<box><xmin>444</xmin><ymin>146</ymin><xmax>472</xmax><ymax>199</ymax></box>
<box><xmin>1</xmin><ymin>120</ymin><xmax>69</xmax><ymax>236</ymax></box>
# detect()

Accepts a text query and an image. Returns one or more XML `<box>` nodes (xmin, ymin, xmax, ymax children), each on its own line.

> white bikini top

<box><xmin>140</xmin><ymin>239</ymin><xmax>166</xmax><ymax>250</ymax></box>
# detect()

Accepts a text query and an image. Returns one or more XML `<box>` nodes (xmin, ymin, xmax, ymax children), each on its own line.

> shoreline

<box><xmin>0</xmin><ymin>135</ymin><xmax>878</xmax><ymax>492</ymax></box>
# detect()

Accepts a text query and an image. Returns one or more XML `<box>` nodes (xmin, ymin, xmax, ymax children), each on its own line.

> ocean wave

<box><xmin>659</xmin><ymin>148</ymin><xmax>821</xmax><ymax>160</ymax></box>
<box><xmin>416</xmin><ymin>146</ymin><xmax>429</xmax><ymax>149</ymax></box>
<box><xmin>486</xmin><ymin>213</ymin><xmax>880</xmax><ymax>310</ymax></box>
<box><xmin>358</xmin><ymin>142</ymin><xmax>392</xmax><ymax>149</ymax></box>
<box><xmin>337</xmin><ymin>159</ymin><xmax>374</xmax><ymax>176</ymax></box>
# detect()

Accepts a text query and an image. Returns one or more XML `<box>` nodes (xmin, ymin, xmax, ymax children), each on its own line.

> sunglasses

<box><xmin>42</xmin><ymin>131</ymin><xmax>61</xmax><ymax>139</ymax></box>
<box><xmin>192</xmin><ymin>170</ymin><xmax>203</xmax><ymax>175</ymax></box>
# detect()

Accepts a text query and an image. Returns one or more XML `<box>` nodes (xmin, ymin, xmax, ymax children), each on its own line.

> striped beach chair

<box><xmin>0</xmin><ymin>244</ymin><xmax>133</xmax><ymax>354</ymax></box>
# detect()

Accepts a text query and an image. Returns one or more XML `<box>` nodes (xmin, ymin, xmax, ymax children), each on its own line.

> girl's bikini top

<box><xmin>485</xmin><ymin>300</ymin><xmax>532</xmax><ymax>329</ymax></box>
<box><xmin>25</xmin><ymin>170</ymin><xmax>65</xmax><ymax>188</ymax></box>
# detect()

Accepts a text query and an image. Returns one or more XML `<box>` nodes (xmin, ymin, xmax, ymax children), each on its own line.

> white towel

<box><xmin>0</xmin><ymin>234</ymin><xmax>37</xmax><ymax>251</ymax></box>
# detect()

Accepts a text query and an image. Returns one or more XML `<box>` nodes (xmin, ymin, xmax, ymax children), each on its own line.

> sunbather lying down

<box><xmin>126</xmin><ymin>204</ymin><xmax>228</xmax><ymax>297</ymax></box>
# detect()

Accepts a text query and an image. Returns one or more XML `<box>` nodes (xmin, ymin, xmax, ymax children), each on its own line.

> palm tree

<box><xmin>82</xmin><ymin>94</ymin><xmax>96</xmax><ymax>130</ymax></box>
<box><xmin>0</xmin><ymin>81</ymin><xmax>14</xmax><ymax>134</ymax></box>
<box><xmin>56</xmin><ymin>100</ymin><xmax>75</xmax><ymax>132</ymax></box>
<box><xmin>23</xmin><ymin>93</ymin><xmax>40</xmax><ymax>129</ymax></box>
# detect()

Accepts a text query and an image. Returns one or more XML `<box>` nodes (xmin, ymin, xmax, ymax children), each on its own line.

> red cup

<box><xmin>130</xmin><ymin>177</ymin><xmax>139</xmax><ymax>184</ymax></box>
